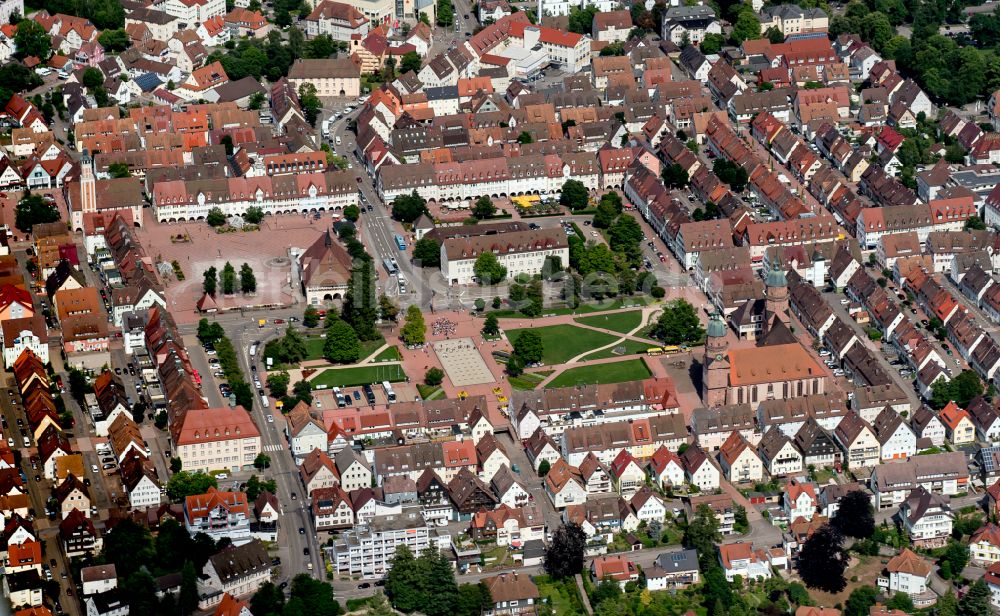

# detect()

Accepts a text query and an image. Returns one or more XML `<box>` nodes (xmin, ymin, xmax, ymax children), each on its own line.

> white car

<box><xmin>6</xmin><ymin>437</ymin><xmax>12</xmax><ymax>447</ymax></box>
<box><xmin>267</xmin><ymin>414</ymin><xmax>274</xmax><ymax>423</ymax></box>
<box><xmin>92</xmin><ymin>464</ymin><xmax>99</xmax><ymax>474</ymax></box>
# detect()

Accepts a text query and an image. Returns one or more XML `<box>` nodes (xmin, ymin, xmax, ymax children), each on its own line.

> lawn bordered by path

<box><xmin>547</xmin><ymin>358</ymin><xmax>652</xmax><ymax>388</ymax></box>
<box><xmin>509</xmin><ymin>371</ymin><xmax>548</xmax><ymax>390</ymax></box>
<box><xmin>504</xmin><ymin>324</ymin><xmax>620</xmax><ymax>365</ymax></box>
<box><xmin>488</xmin><ymin>297</ymin><xmax>655</xmax><ymax>319</ymax></box>
<box><xmin>574</xmin><ymin>310</ymin><xmax>643</xmax><ymax>334</ymax></box>
<box><xmin>579</xmin><ymin>338</ymin><xmax>658</xmax><ymax>361</ymax></box>
<box><xmin>303</xmin><ymin>335</ymin><xmax>387</xmax><ymax>363</ymax></box>
<box><xmin>311</xmin><ymin>364</ymin><xmax>406</xmax><ymax>388</ymax></box>
<box><xmin>371</xmin><ymin>346</ymin><xmax>402</xmax><ymax>362</ymax></box>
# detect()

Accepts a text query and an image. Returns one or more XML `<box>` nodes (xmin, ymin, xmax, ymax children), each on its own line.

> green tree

<box><xmin>166</xmin><ymin>471</ymin><xmax>218</xmax><ymax>501</ymax></box>
<box><xmin>512</xmin><ymin>329</ymin><xmax>543</xmax><ymax>365</ymax></box>
<box><xmin>860</xmin><ymin>11</ymin><xmax>894</xmax><ymax>52</ymax></box>
<box><xmin>413</xmin><ymin>237</ymin><xmax>441</xmax><ymax>267</ymax></box>
<box><xmin>844</xmin><ymin>586</ymin><xmax>877</xmax><ymax>616</ymax></box>
<box><xmin>544</xmin><ymin>523</ymin><xmax>587</xmax><ymax>578</ymax></box>
<box><xmin>100</xmin><ymin>518</ymin><xmax>154</xmax><ymax>575</ymax></box>
<box><xmin>304</xmin><ymin>34</ymin><xmax>335</xmax><ymax>59</ymax></box>
<box><xmin>482</xmin><ymin>314</ymin><xmax>500</xmax><ymax>337</ymax></box>
<box><xmin>652</xmin><ymin>299</ymin><xmax>705</xmax><ymax>345</ymax></box>
<box><xmin>254</xmin><ymin>453</ymin><xmax>271</xmax><ymax>470</ymax></box>
<box><xmin>700</xmin><ymin>33</ymin><xmax>725</xmax><ymax>55</ymax></box>
<box><xmin>401</xmin><ymin>304</ymin><xmax>426</xmax><ymax>346</ymax></box>
<box><xmin>764</xmin><ymin>25</ymin><xmax>785</xmax><ymax>43</ymax></box>
<box><xmin>243</xmin><ymin>206</ymin><xmax>264</xmax><ymax>224</ymax></box>
<box><xmin>178</xmin><ymin>561</ymin><xmax>198</xmax><ymax>614</ymax></box>
<box><xmin>831</xmin><ymin>490</ymin><xmax>875</xmax><ymax>538</ymax></box>
<box><xmin>796</xmin><ymin>524</ymin><xmax>847</xmax><ymax>593</ymax></box>
<box><xmin>517</xmin><ymin>131</ymin><xmax>533</xmax><ymax>144</ymax></box>
<box><xmin>472</xmin><ymin>195</ymin><xmax>496</xmax><ymax>219</ymax></box>
<box><xmin>684</xmin><ymin>504</ymin><xmax>722</xmax><ymax>570</ymax></box>
<box><xmin>965</xmin><ymin>215</ymin><xmax>987</xmax><ymax>231</ymax></box>
<box><xmin>661</xmin><ymin>163</ymin><xmax>689</xmax><ymax>189</ymax></box>
<box><xmin>400</xmin><ymin>50</ymin><xmax>422</xmax><ymax>74</ymax></box>
<box><xmin>436</xmin><ymin>0</ymin><xmax>454</xmax><ymax>26</ymax></box>
<box><xmin>251</xmin><ymin>583</ymin><xmax>285</xmax><ymax>616</ymax></box>
<box><xmin>266</xmin><ymin>371</ymin><xmax>290</xmax><ymax>398</ymax></box>
<box><xmin>68</xmin><ymin>368</ymin><xmax>92</xmax><ymax>404</ymax></box>
<box><xmin>98</xmin><ymin>28</ymin><xmax>129</xmax><ymax>52</ymax></box>
<box><xmin>82</xmin><ymin>67</ymin><xmax>104</xmax><ymax>89</ymax></box>
<box><xmin>292</xmin><ymin>380</ymin><xmax>313</xmax><ymax>406</ymax></box>
<box><xmin>386</xmin><ymin>545</ymin><xmax>422</xmax><ymax>611</ymax></box>
<box><xmin>713</xmin><ymin>159</ymin><xmax>749</xmax><ymax>192</ymax></box>
<box><xmin>343</xmin><ymin>204</ymin><xmax>360</xmax><ymax>222</ymax></box>
<box><xmin>15</xmin><ymin>19</ymin><xmax>50</xmax><ymax>58</ymax></box>
<box><xmin>391</xmin><ymin>190</ymin><xmax>429</xmax><ymax>223</ymax></box>
<box><xmin>342</xmin><ymin>255</ymin><xmax>380</xmax><ymax>341</ymax></box>
<box><xmin>730</xmin><ymin>9</ymin><xmax>761</xmax><ymax>44</ymax></box>
<box><xmin>939</xmin><ymin>540</ymin><xmax>969</xmax><ymax>578</ymax></box>
<box><xmin>560</xmin><ymin>179</ymin><xmax>589</xmax><ymax>210</ymax></box>
<box><xmin>593</xmin><ymin>200</ymin><xmax>618</xmax><ymax>229</ymax></box>
<box><xmin>473</xmin><ymin>251</ymin><xmax>507</xmax><ymax>285</ymax></box>
<box><xmin>298</xmin><ymin>82</ymin><xmax>321</xmax><ymax>126</ymax></box>
<box><xmin>930</xmin><ymin>370</ymin><xmax>983</xmax><ymax>409</ymax></box>
<box><xmin>288</xmin><ymin>574</ymin><xmax>343</xmax><ymax>616</ymax></box>
<box><xmin>567</xmin><ymin>5</ymin><xmax>597</xmax><ymax>34</ymax></box>
<box><xmin>206</xmin><ymin>207</ymin><xmax>226</xmax><ymax>227</ymax></box>
<box><xmin>379</xmin><ymin>295</ymin><xmax>400</xmax><ymax>322</ymax></box>
<box><xmin>303</xmin><ymin>305</ymin><xmax>320</xmax><ymax>327</ymax></box>
<box><xmin>221</xmin><ymin>261</ymin><xmax>237</xmax><ymax>294</ymax></box>
<box><xmin>424</xmin><ymin>367</ymin><xmax>444</xmax><ymax>386</ymax></box>
<box><xmin>936</xmin><ymin>589</ymin><xmax>958</xmax><ymax>616</ymax></box>
<box><xmin>608</xmin><ymin>215</ymin><xmax>643</xmax><ymax>258</ymax></box>
<box><xmin>108</xmin><ymin>162</ymin><xmax>130</xmax><ymax>178</ymax></box>
<box><xmin>239</xmin><ymin>263</ymin><xmax>256</xmax><ymax>294</ymax></box>
<box><xmin>323</xmin><ymin>318</ymin><xmax>361</xmax><ymax>363</ymax></box>
<box><xmin>959</xmin><ymin>579</ymin><xmax>990</xmax><ymax>616</ymax></box>
<box><xmin>14</xmin><ymin>194</ymin><xmax>60</xmax><ymax>233</ymax></box>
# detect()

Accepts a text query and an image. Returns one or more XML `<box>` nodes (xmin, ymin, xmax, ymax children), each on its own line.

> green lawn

<box><xmin>509</xmin><ymin>371</ymin><xmax>549</xmax><ymax>391</ymax></box>
<box><xmin>310</xmin><ymin>364</ymin><xmax>406</xmax><ymax>388</ymax></box>
<box><xmin>534</xmin><ymin>575</ymin><xmax>586</xmax><ymax>616</ymax></box>
<box><xmin>504</xmin><ymin>324</ymin><xmax>620</xmax><ymax>365</ymax></box>
<box><xmin>574</xmin><ymin>310</ymin><xmax>643</xmax><ymax>334</ymax></box>
<box><xmin>579</xmin><ymin>338</ymin><xmax>658</xmax><ymax>361</ymax></box>
<box><xmin>303</xmin><ymin>335</ymin><xmax>387</xmax><ymax>363</ymax></box>
<box><xmin>371</xmin><ymin>345</ymin><xmax>402</xmax><ymax>362</ymax></box>
<box><xmin>487</xmin><ymin>297</ymin><xmax>655</xmax><ymax>319</ymax></box>
<box><xmin>304</xmin><ymin>336</ymin><xmax>326</xmax><ymax>361</ymax></box>
<box><xmin>547</xmin><ymin>358</ymin><xmax>652</xmax><ymax>388</ymax></box>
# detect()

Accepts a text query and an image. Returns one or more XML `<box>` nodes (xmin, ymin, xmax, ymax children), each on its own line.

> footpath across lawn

<box><xmin>574</xmin><ymin>310</ymin><xmax>643</xmax><ymax>334</ymax></box>
<box><xmin>547</xmin><ymin>358</ymin><xmax>652</xmax><ymax>388</ymax></box>
<box><xmin>504</xmin><ymin>324</ymin><xmax>619</xmax><ymax>365</ymax></box>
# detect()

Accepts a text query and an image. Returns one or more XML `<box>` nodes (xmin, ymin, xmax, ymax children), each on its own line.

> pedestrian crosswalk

<box><xmin>262</xmin><ymin>444</ymin><xmax>285</xmax><ymax>452</ymax></box>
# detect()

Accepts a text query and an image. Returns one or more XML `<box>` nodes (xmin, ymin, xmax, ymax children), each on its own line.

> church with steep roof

<box><xmin>703</xmin><ymin>263</ymin><xmax>830</xmax><ymax>407</ymax></box>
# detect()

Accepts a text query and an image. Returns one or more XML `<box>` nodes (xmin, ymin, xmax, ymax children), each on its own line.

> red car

<box><xmin>274</xmin><ymin>319</ymin><xmax>285</xmax><ymax>324</ymax></box>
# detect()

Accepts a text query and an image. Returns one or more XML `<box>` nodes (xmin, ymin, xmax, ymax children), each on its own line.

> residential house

<box><xmin>899</xmin><ymin>487</ymin><xmax>953</xmax><ymax>548</ymax></box>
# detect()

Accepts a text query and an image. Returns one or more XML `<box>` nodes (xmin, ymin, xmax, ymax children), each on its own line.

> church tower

<box><xmin>79</xmin><ymin>149</ymin><xmax>96</xmax><ymax>215</ymax></box>
<box><xmin>763</xmin><ymin>260</ymin><xmax>790</xmax><ymax>336</ymax></box>
<box><xmin>703</xmin><ymin>313</ymin><xmax>730</xmax><ymax>407</ymax></box>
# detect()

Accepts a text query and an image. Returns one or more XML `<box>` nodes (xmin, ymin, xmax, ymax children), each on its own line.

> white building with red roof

<box><xmin>971</xmin><ymin>523</ymin><xmax>1000</xmax><ymax>566</ymax></box>
<box><xmin>783</xmin><ymin>479</ymin><xmax>817</xmax><ymax>522</ymax></box>
<box><xmin>590</xmin><ymin>554</ymin><xmax>639</xmax><ymax>589</ymax></box>
<box><xmin>184</xmin><ymin>487</ymin><xmax>252</xmax><ymax>545</ymax></box>
<box><xmin>170</xmin><ymin>406</ymin><xmax>261</xmax><ymax>474</ymax></box>
<box><xmin>718</xmin><ymin>541</ymin><xmax>773</xmax><ymax>582</ymax></box>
